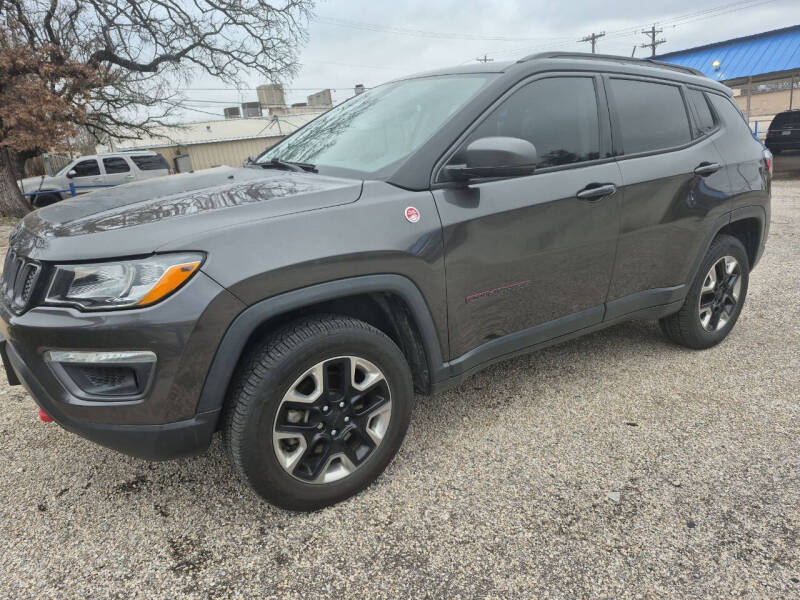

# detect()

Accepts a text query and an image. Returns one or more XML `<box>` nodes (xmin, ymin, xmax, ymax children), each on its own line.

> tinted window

<box><xmin>686</xmin><ymin>89</ymin><xmax>715</xmax><ymax>136</ymax></box>
<box><xmin>130</xmin><ymin>154</ymin><xmax>170</xmax><ymax>170</ymax></box>
<box><xmin>610</xmin><ymin>79</ymin><xmax>691</xmax><ymax>154</ymax></box>
<box><xmin>707</xmin><ymin>93</ymin><xmax>754</xmax><ymax>136</ymax></box>
<box><xmin>71</xmin><ymin>159</ymin><xmax>100</xmax><ymax>177</ymax></box>
<box><xmin>465</xmin><ymin>77</ymin><xmax>601</xmax><ymax>169</ymax></box>
<box><xmin>103</xmin><ymin>157</ymin><xmax>130</xmax><ymax>174</ymax></box>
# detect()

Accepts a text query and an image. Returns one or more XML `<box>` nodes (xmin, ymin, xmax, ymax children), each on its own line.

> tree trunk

<box><xmin>0</xmin><ymin>147</ymin><xmax>33</xmax><ymax>218</ymax></box>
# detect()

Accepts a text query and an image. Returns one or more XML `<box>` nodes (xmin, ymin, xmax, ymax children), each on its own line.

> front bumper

<box><xmin>0</xmin><ymin>271</ymin><xmax>244</xmax><ymax>460</ymax></box>
<box><xmin>1</xmin><ymin>336</ymin><xmax>218</xmax><ymax>460</ymax></box>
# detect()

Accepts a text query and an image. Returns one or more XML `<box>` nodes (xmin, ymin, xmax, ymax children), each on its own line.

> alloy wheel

<box><xmin>272</xmin><ymin>356</ymin><xmax>392</xmax><ymax>484</ymax></box>
<box><xmin>698</xmin><ymin>255</ymin><xmax>742</xmax><ymax>332</ymax></box>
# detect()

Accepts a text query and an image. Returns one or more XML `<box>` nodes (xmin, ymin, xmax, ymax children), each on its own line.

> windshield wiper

<box><xmin>261</xmin><ymin>157</ymin><xmax>318</xmax><ymax>173</ymax></box>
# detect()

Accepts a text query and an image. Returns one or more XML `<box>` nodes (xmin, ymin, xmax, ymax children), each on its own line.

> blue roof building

<box><xmin>657</xmin><ymin>25</ymin><xmax>800</xmax><ymax>119</ymax></box>
<box><xmin>656</xmin><ymin>25</ymin><xmax>800</xmax><ymax>86</ymax></box>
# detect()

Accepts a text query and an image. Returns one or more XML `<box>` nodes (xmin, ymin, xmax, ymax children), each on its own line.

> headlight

<box><xmin>45</xmin><ymin>253</ymin><xmax>203</xmax><ymax>310</ymax></box>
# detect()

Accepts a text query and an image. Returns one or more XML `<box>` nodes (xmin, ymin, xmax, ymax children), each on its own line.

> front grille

<box><xmin>1</xmin><ymin>249</ymin><xmax>42</xmax><ymax>314</ymax></box>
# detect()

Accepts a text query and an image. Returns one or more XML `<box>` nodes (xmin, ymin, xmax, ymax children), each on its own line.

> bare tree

<box><xmin>0</xmin><ymin>0</ymin><xmax>313</xmax><ymax>216</ymax></box>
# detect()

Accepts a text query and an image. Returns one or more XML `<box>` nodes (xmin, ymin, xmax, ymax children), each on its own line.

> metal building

<box><xmin>657</xmin><ymin>25</ymin><xmax>800</xmax><ymax>135</ymax></box>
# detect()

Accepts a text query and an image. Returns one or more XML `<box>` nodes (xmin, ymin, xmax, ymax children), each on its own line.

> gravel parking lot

<box><xmin>0</xmin><ymin>181</ymin><xmax>798</xmax><ymax>599</ymax></box>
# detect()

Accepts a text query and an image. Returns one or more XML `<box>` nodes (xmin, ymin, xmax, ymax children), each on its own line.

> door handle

<box><xmin>125</xmin><ymin>174</ymin><xmax>135</xmax><ymax>179</ymax></box>
<box><xmin>694</xmin><ymin>162</ymin><xmax>721</xmax><ymax>176</ymax></box>
<box><xmin>576</xmin><ymin>183</ymin><xmax>617</xmax><ymax>201</ymax></box>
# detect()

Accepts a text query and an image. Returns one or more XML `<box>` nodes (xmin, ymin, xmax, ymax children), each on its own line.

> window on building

<box><xmin>610</xmin><ymin>78</ymin><xmax>692</xmax><ymax>154</ymax></box>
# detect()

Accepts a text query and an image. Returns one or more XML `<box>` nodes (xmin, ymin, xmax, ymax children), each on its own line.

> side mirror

<box><xmin>66</xmin><ymin>169</ymin><xmax>77</xmax><ymax>179</ymax></box>
<box><xmin>443</xmin><ymin>136</ymin><xmax>537</xmax><ymax>182</ymax></box>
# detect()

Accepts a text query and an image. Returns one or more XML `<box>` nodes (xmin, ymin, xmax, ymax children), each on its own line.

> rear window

<box><xmin>103</xmin><ymin>157</ymin><xmax>130</xmax><ymax>174</ymax></box>
<box><xmin>686</xmin><ymin>89</ymin><xmax>716</xmax><ymax>137</ymax></box>
<box><xmin>130</xmin><ymin>154</ymin><xmax>170</xmax><ymax>170</ymax></box>
<box><xmin>610</xmin><ymin>78</ymin><xmax>692</xmax><ymax>154</ymax></box>
<box><xmin>707</xmin><ymin>94</ymin><xmax>754</xmax><ymax>136</ymax></box>
<box><xmin>769</xmin><ymin>111</ymin><xmax>800</xmax><ymax>129</ymax></box>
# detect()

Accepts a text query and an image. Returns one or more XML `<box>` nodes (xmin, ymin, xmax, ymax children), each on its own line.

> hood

<box><xmin>18</xmin><ymin>175</ymin><xmax>57</xmax><ymax>193</ymax></box>
<box><xmin>12</xmin><ymin>166</ymin><xmax>363</xmax><ymax>261</ymax></box>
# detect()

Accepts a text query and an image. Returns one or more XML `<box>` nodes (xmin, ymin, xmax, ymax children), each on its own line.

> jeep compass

<box><xmin>0</xmin><ymin>53</ymin><xmax>771</xmax><ymax>510</ymax></box>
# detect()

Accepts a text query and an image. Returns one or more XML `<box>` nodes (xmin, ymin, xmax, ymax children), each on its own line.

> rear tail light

<box><xmin>764</xmin><ymin>149</ymin><xmax>773</xmax><ymax>176</ymax></box>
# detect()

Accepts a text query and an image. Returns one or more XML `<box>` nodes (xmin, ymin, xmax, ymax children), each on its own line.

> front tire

<box><xmin>223</xmin><ymin>315</ymin><xmax>414</xmax><ymax>511</ymax></box>
<box><xmin>659</xmin><ymin>234</ymin><xmax>749</xmax><ymax>349</ymax></box>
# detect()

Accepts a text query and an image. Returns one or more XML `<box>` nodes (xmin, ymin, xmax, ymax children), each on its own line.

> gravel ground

<box><xmin>0</xmin><ymin>182</ymin><xmax>798</xmax><ymax>599</ymax></box>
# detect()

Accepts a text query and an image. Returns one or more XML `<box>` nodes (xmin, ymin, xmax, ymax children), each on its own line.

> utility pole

<box><xmin>640</xmin><ymin>24</ymin><xmax>666</xmax><ymax>57</ymax></box>
<box><xmin>476</xmin><ymin>54</ymin><xmax>493</xmax><ymax>63</ymax></box>
<box><xmin>579</xmin><ymin>31</ymin><xmax>605</xmax><ymax>54</ymax></box>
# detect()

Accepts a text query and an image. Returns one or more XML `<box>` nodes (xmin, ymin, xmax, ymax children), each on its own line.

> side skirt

<box><xmin>430</xmin><ymin>292</ymin><xmax>684</xmax><ymax>394</ymax></box>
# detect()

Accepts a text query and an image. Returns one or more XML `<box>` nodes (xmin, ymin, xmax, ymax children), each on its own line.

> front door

<box><xmin>432</xmin><ymin>75</ymin><xmax>621</xmax><ymax>362</ymax></box>
<box><xmin>67</xmin><ymin>158</ymin><xmax>105</xmax><ymax>195</ymax></box>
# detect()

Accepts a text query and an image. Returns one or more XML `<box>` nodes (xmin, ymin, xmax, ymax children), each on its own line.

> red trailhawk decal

<box><xmin>404</xmin><ymin>206</ymin><xmax>420</xmax><ymax>223</ymax></box>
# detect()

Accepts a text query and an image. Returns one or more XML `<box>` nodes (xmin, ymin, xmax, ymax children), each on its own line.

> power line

<box><xmin>486</xmin><ymin>0</ymin><xmax>783</xmax><ymax>60</ymax></box>
<box><xmin>640</xmin><ymin>24</ymin><xmax>666</xmax><ymax>57</ymax></box>
<box><xmin>579</xmin><ymin>31</ymin><xmax>605</xmax><ymax>54</ymax></box>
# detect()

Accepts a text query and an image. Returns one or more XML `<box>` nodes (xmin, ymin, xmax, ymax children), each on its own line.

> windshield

<box><xmin>258</xmin><ymin>75</ymin><xmax>492</xmax><ymax>176</ymax></box>
<box><xmin>52</xmin><ymin>161</ymin><xmax>74</xmax><ymax>177</ymax></box>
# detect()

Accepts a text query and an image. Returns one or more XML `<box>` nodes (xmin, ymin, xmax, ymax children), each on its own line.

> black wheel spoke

<box><xmin>699</xmin><ymin>299</ymin><xmax>715</xmax><ymax>311</ymax></box>
<box><xmin>302</xmin><ymin>440</ymin><xmax>336</xmax><ymax>480</ymax></box>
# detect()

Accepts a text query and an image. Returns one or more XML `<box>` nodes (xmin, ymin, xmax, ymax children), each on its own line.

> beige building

<box><xmin>732</xmin><ymin>86</ymin><xmax>798</xmax><ymax>139</ymax></box>
<box><xmin>98</xmin><ymin>113</ymin><xmax>320</xmax><ymax>172</ymax></box>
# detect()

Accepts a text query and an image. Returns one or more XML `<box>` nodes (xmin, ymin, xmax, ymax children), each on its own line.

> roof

<box><xmin>107</xmin><ymin>113</ymin><xmax>320</xmax><ymax>151</ymax></box>
<box><xmin>656</xmin><ymin>25</ymin><xmax>800</xmax><ymax>86</ymax></box>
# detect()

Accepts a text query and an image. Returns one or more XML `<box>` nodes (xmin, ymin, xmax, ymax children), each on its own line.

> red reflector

<box><xmin>39</xmin><ymin>408</ymin><xmax>53</xmax><ymax>423</ymax></box>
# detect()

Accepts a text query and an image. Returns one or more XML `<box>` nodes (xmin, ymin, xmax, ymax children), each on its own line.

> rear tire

<box><xmin>223</xmin><ymin>314</ymin><xmax>414</xmax><ymax>511</ymax></box>
<box><xmin>659</xmin><ymin>234</ymin><xmax>749</xmax><ymax>349</ymax></box>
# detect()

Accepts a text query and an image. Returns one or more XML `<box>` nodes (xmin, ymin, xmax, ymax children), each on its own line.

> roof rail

<box><xmin>517</xmin><ymin>52</ymin><xmax>705</xmax><ymax>77</ymax></box>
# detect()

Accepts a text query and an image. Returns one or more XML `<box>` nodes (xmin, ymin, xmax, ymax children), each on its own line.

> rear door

<box><xmin>67</xmin><ymin>159</ymin><xmax>106</xmax><ymax>195</ymax></box>
<box><xmin>604</xmin><ymin>76</ymin><xmax>731</xmax><ymax>320</ymax></box>
<box><xmin>433</xmin><ymin>74</ymin><xmax>621</xmax><ymax>360</ymax></box>
<box><xmin>102</xmin><ymin>156</ymin><xmax>136</xmax><ymax>186</ymax></box>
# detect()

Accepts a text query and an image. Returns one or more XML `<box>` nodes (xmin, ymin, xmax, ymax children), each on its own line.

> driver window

<box><xmin>72</xmin><ymin>160</ymin><xmax>101</xmax><ymax>177</ymax></box>
<box><xmin>457</xmin><ymin>77</ymin><xmax>601</xmax><ymax>170</ymax></box>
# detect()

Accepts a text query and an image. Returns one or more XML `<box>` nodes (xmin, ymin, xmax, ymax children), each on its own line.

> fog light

<box><xmin>44</xmin><ymin>350</ymin><xmax>156</xmax><ymax>400</ymax></box>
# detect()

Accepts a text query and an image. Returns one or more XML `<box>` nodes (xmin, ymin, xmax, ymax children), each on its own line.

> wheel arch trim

<box><xmin>687</xmin><ymin>205</ymin><xmax>766</xmax><ymax>287</ymax></box>
<box><xmin>195</xmin><ymin>274</ymin><xmax>446</xmax><ymax>414</ymax></box>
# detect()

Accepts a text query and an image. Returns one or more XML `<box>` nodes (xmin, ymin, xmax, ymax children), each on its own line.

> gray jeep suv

<box><xmin>0</xmin><ymin>53</ymin><xmax>771</xmax><ymax>510</ymax></box>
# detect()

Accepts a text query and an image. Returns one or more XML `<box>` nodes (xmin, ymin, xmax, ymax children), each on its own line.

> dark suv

<box><xmin>766</xmin><ymin>108</ymin><xmax>800</xmax><ymax>154</ymax></box>
<box><xmin>0</xmin><ymin>53</ymin><xmax>771</xmax><ymax>510</ymax></box>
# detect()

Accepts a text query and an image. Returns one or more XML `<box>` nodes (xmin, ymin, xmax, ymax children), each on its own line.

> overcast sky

<box><xmin>178</xmin><ymin>0</ymin><xmax>798</xmax><ymax>121</ymax></box>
